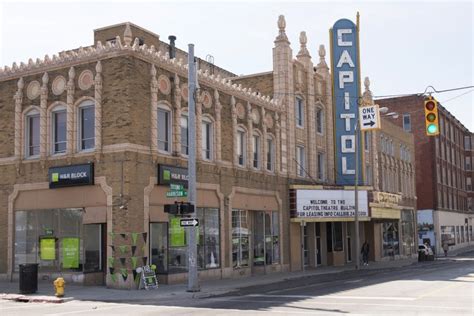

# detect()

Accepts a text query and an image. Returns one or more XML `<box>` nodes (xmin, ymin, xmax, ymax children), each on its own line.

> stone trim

<box><xmin>94</xmin><ymin>61</ymin><xmax>103</xmax><ymax>160</ymax></box>
<box><xmin>0</xmin><ymin>39</ymin><xmax>279</xmax><ymax>111</ymax></box>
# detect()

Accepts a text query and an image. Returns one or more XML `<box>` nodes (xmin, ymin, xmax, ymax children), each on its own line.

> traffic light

<box><xmin>424</xmin><ymin>96</ymin><xmax>439</xmax><ymax>136</ymax></box>
<box><xmin>164</xmin><ymin>202</ymin><xmax>195</xmax><ymax>215</ymax></box>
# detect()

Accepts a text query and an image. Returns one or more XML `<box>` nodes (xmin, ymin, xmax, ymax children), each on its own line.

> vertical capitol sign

<box><xmin>331</xmin><ymin>18</ymin><xmax>363</xmax><ymax>186</ymax></box>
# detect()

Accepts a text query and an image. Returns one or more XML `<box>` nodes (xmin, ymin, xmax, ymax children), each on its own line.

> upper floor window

<box><xmin>364</xmin><ymin>131</ymin><xmax>370</xmax><ymax>151</ymax></box>
<box><xmin>317</xmin><ymin>152</ymin><xmax>325</xmax><ymax>181</ymax></box>
<box><xmin>296</xmin><ymin>146</ymin><xmax>305</xmax><ymax>177</ymax></box>
<box><xmin>466</xmin><ymin>156</ymin><xmax>471</xmax><ymax>171</ymax></box>
<box><xmin>237</xmin><ymin>128</ymin><xmax>246</xmax><ymax>167</ymax></box>
<box><xmin>252</xmin><ymin>133</ymin><xmax>260</xmax><ymax>169</ymax></box>
<box><xmin>78</xmin><ymin>102</ymin><xmax>95</xmax><ymax>151</ymax></box>
<box><xmin>180</xmin><ymin>115</ymin><xmax>188</xmax><ymax>155</ymax></box>
<box><xmin>52</xmin><ymin>105</ymin><xmax>67</xmax><ymax>154</ymax></box>
<box><xmin>316</xmin><ymin>108</ymin><xmax>324</xmax><ymax>134</ymax></box>
<box><xmin>403</xmin><ymin>114</ymin><xmax>411</xmax><ymax>132</ymax></box>
<box><xmin>465</xmin><ymin>136</ymin><xmax>471</xmax><ymax>150</ymax></box>
<box><xmin>157</xmin><ymin>107</ymin><xmax>171</xmax><ymax>153</ymax></box>
<box><xmin>295</xmin><ymin>97</ymin><xmax>304</xmax><ymax>128</ymax></box>
<box><xmin>266</xmin><ymin>136</ymin><xmax>274</xmax><ymax>172</ymax></box>
<box><xmin>201</xmin><ymin>119</ymin><xmax>213</xmax><ymax>161</ymax></box>
<box><xmin>25</xmin><ymin>109</ymin><xmax>40</xmax><ymax>157</ymax></box>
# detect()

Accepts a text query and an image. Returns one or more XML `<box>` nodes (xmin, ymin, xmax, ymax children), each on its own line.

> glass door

<box><xmin>315</xmin><ymin>223</ymin><xmax>321</xmax><ymax>265</ymax></box>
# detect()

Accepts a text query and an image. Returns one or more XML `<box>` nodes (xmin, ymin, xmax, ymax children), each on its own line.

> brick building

<box><xmin>377</xmin><ymin>95</ymin><xmax>474</xmax><ymax>254</ymax></box>
<box><xmin>0</xmin><ymin>16</ymin><xmax>342</xmax><ymax>288</ymax></box>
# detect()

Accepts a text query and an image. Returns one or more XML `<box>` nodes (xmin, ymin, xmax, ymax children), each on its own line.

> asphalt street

<box><xmin>2</xmin><ymin>253</ymin><xmax>473</xmax><ymax>315</ymax></box>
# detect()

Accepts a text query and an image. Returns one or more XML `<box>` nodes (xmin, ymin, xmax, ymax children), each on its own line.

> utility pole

<box><xmin>187</xmin><ymin>43</ymin><xmax>199</xmax><ymax>292</ymax></box>
<box><xmin>354</xmin><ymin>121</ymin><xmax>360</xmax><ymax>270</ymax></box>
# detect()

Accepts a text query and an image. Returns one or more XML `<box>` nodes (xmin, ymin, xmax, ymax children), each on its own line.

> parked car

<box><xmin>418</xmin><ymin>244</ymin><xmax>435</xmax><ymax>261</ymax></box>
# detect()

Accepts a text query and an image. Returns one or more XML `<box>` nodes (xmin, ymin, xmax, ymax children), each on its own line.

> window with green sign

<box><xmin>14</xmin><ymin>209</ymin><xmax>93</xmax><ymax>272</ymax></box>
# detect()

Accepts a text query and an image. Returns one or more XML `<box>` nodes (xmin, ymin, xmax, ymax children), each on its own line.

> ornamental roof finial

<box><xmin>297</xmin><ymin>31</ymin><xmax>310</xmax><ymax>58</ymax></box>
<box><xmin>275</xmin><ymin>15</ymin><xmax>289</xmax><ymax>42</ymax></box>
<box><xmin>124</xmin><ymin>23</ymin><xmax>132</xmax><ymax>46</ymax></box>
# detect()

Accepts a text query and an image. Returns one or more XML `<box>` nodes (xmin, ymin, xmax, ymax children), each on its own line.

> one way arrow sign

<box><xmin>180</xmin><ymin>218</ymin><xmax>199</xmax><ymax>227</ymax></box>
<box><xmin>359</xmin><ymin>105</ymin><xmax>381</xmax><ymax>131</ymax></box>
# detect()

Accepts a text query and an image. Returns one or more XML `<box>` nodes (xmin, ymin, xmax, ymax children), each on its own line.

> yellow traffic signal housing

<box><xmin>424</xmin><ymin>96</ymin><xmax>439</xmax><ymax>136</ymax></box>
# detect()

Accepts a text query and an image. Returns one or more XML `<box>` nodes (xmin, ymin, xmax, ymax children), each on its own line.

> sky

<box><xmin>1</xmin><ymin>0</ymin><xmax>473</xmax><ymax>130</ymax></box>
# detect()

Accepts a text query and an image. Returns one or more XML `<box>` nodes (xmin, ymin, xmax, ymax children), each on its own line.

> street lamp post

<box><xmin>354</xmin><ymin>121</ymin><xmax>360</xmax><ymax>270</ymax></box>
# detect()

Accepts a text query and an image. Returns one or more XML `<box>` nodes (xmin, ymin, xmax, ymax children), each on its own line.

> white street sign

<box><xmin>359</xmin><ymin>105</ymin><xmax>381</xmax><ymax>131</ymax></box>
<box><xmin>180</xmin><ymin>218</ymin><xmax>199</xmax><ymax>227</ymax></box>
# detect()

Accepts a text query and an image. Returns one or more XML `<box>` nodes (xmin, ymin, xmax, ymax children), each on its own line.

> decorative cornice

<box><xmin>0</xmin><ymin>38</ymin><xmax>280</xmax><ymax>111</ymax></box>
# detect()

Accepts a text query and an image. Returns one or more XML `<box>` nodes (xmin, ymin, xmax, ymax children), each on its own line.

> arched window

<box><xmin>295</xmin><ymin>96</ymin><xmax>304</xmax><ymax>127</ymax></box>
<box><xmin>25</xmin><ymin>108</ymin><xmax>40</xmax><ymax>157</ymax></box>
<box><xmin>236</xmin><ymin>127</ymin><xmax>246</xmax><ymax>167</ymax></box>
<box><xmin>51</xmin><ymin>104</ymin><xmax>67</xmax><ymax>154</ymax></box>
<box><xmin>78</xmin><ymin>100</ymin><xmax>95</xmax><ymax>151</ymax></box>
<box><xmin>180</xmin><ymin>112</ymin><xmax>189</xmax><ymax>156</ymax></box>
<box><xmin>157</xmin><ymin>104</ymin><xmax>172</xmax><ymax>154</ymax></box>
<box><xmin>266</xmin><ymin>135</ymin><xmax>275</xmax><ymax>172</ymax></box>
<box><xmin>201</xmin><ymin>117</ymin><xmax>213</xmax><ymax>161</ymax></box>
<box><xmin>252</xmin><ymin>132</ymin><xmax>261</xmax><ymax>169</ymax></box>
<box><xmin>316</xmin><ymin>107</ymin><xmax>324</xmax><ymax>134</ymax></box>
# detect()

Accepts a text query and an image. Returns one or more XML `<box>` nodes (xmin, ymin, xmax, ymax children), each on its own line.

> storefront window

<box><xmin>150</xmin><ymin>223</ymin><xmax>168</xmax><ymax>273</ymax></box>
<box><xmin>168</xmin><ymin>216</ymin><xmax>187</xmax><ymax>273</ymax></box>
<box><xmin>441</xmin><ymin>226</ymin><xmax>455</xmax><ymax>246</ymax></box>
<box><xmin>84</xmin><ymin>224</ymin><xmax>102</xmax><ymax>272</ymax></box>
<box><xmin>253</xmin><ymin>211</ymin><xmax>279</xmax><ymax>266</ymax></box>
<box><xmin>197</xmin><ymin>208</ymin><xmax>220</xmax><ymax>269</ymax></box>
<box><xmin>232</xmin><ymin>209</ymin><xmax>249</xmax><ymax>267</ymax></box>
<box><xmin>326</xmin><ymin>222</ymin><xmax>343</xmax><ymax>252</ymax></box>
<box><xmin>14</xmin><ymin>209</ymin><xmax>83</xmax><ymax>272</ymax></box>
<box><xmin>400</xmin><ymin>210</ymin><xmax>415</xmax><ymax>256</ymax></box>
<box><xmin>168</xmin><ymin>209</ymin><xmax>220</xmax><ymax>273</ymax></box>
<box><xmin>382</xmin><ymin>222</ymin><xmax>400</xmax><ymax>257</ymax></box>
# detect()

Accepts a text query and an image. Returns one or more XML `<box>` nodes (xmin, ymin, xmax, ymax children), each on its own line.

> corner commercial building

<box><xmin>0</xmin><ymin>18</ymin><xmax>339</xmax><ymax>288</ymax></box>
<box><xmin>377</xmin><ymin>95</ymin><xmax>474</xmax><ymax>254</ymax></box>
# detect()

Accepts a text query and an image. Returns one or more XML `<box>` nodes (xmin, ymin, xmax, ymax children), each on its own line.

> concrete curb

<box><xmin>0</xmin><ymin>293</ymin><xmax>67</xmax><ymax>303</ymax></box>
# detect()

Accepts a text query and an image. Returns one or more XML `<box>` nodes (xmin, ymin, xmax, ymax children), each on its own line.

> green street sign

<box><xmin>170</xmin><ymin>183</ymin><xmax>184</xmax><ymax>191</ymax></box>
<box><xmin>166</xmin><ymin>190</ymin><xmax>187</xmax><ymax>198</ymax></box>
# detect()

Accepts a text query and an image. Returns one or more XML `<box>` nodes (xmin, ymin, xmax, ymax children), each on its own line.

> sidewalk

<box><xmin>0</xmin><ymin>257</ymin><xmax>420</xmax><ymax>304</ymax></box>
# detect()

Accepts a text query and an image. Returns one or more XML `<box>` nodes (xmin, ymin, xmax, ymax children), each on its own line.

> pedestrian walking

<box><xmin>443</xmin><ymin>242</ymin><xmax>449</xmax><ymax>257</ymax></box>
<box><xmin>361</xmin><ymin>241</ymin><xmax>370</xmax><ymax>265</ymax></box>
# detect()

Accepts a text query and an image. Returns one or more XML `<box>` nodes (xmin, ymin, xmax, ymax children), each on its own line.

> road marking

<box><xmin>344</xmin><ymin>278</ymin><xmax>364</xmax><ymax>284</ymax></box>
<box><xmin>246</xmin><ymin>294</ymin><xmax>415</xmax><ymax>301</ymax></box>
<box><xmin>267</xmin><ymin>280</ymin><xmax>333</xmax><ymax>294</ymax></box>
<box><xmin>416</xmin><ymin>281</ymin><xmax>462</xmax><ymax>299</ymax></box>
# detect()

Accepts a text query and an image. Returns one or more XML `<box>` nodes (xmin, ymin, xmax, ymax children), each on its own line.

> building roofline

<box><xmin>230</xmin><ymin>71</ymin><xmax>273</xmax><ymax>80</ymax></box>
<box><xmin>93</xmin><ymin>22</ymin><xmax>160</xmax><ymax>39</ymax></box>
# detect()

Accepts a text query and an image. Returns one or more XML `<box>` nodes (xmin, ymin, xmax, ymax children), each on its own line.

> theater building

<box><xmin>0</xmin><ymin>16</ymin><xmax>339</xmax><ymax>288</ymax></box>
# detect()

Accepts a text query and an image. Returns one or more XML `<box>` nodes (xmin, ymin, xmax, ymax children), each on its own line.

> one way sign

<box><xmin>359</xmin><ymin>105</ymin><xmax>381</xmax><ymax>131</ymax></box>
<box><xmin>180</xmin><ymin>218</ymin><xmax>199</xmax><ymax>227</ymax></box>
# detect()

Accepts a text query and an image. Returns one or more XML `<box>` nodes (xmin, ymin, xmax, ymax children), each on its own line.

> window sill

<box><xmin>24</xmin><ymin>155</ymin><xmax>40</xmax><ymax>161</ymax></box>
<box><xmin>157</xmin><ymin>150</ymin><xmax>172</xmax><ymax>156</ymax></box>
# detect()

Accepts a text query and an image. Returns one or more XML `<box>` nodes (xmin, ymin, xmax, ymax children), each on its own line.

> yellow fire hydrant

<box><xmin>53</xmin><ymin>277</ymin><xmax>65</xmax><ymax>297</ymax></box>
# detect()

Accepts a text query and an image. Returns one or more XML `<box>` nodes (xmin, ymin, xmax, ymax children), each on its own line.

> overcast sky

<box><xmin>1</xmin><ymin>0</ymin><xmax>473</xmax><ymax>130</ymax></box>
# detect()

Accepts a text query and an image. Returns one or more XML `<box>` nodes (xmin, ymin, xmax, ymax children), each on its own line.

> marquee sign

<box><xmin>295</xmin><ymin>190</ymin><xmax>368</xmax><ymax>219</ymax></box>
<box><xmin>331</xmin><ymin>18</ymin><xmax>362</xmax><ymax>185</ymax></box>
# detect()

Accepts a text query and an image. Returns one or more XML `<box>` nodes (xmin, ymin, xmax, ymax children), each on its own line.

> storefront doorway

<box><xmin>251</xmin><ymin>211</ymin><xmax>280</xmax><ymax>274</ymax></box>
